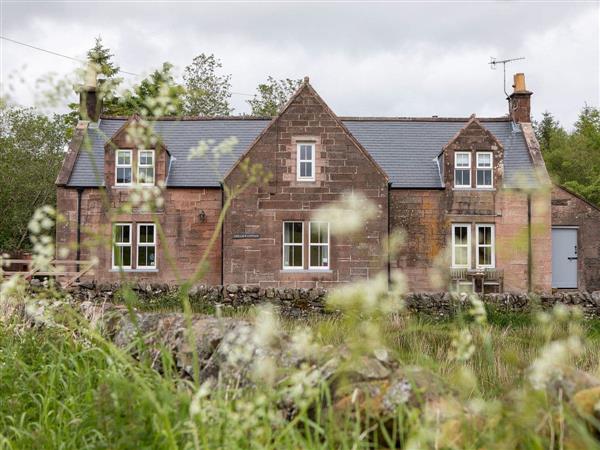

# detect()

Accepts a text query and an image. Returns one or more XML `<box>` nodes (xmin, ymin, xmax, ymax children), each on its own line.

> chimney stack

<box><xmin>508</xmin><ymin>73</ymin><xmax>532</xmax><ymax>123</ymax></box>
<box><xmin>77</xmin><ymin>63</ymin><xmax>103</xmax><ymax>122</ymax></box>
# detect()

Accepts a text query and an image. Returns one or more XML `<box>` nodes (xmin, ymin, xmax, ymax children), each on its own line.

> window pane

<box><xmin>284</xmin><ymin>223</ymin><xmax>302</xmax><ymax>244</ymax></box>
<box><xmin>310</xmin><ymin>245</ymin><xmax>328</xmax><ymax>267</ymax></box>
<box><xmin>454</xmin><ymin>226</ymin><xmax>468</xmax><ymax>245</ymax></box>
<box><xmin>456</xmin><ymin>247</ymin><xmax>468</xmax><ymax>266</ymax></box>
<box><xmin>139</xmin><ymin>167</ymin><xmax>154</xmax><ymax>183</ymax></box>
<box><xmin>117</xmin><ymin>167</ymin><xmax>132</xmax><ymax>184</ymax></box>
<box><xmin>456</xmin><ymin>153</ymin><xmax>469</xmax><ymax>167</ymax></box>
<box><xmin>284</xmin><ymin>245</ymin><xmax>302</xmax><ymax>267</ymax></box>
<box><xmin>140</xmin><ymin>151</ymin><xmax>153</xmax><ymax>165</ymax></box>
<box><xmin>115</xmin><ymin>225</ymin><xmax>130</xmax><ymax>243</ymax></box>
<box><xmin>118</xmin><ymin>151</ymin><xmax>131</xmax><ymax>165</ymax></box>
<box><xmin>139</xmin><ymin>225</ymin><xmax>154</xmax><ymax>244</ymax></box>
<box><xmin>478</xmin><ymin>153</ymin><xmax>491</xmax><ymax>167</ymax></box>
<box><xmin>456</xmin><ymin>169</ymin><xmax>470</xmax><ymax>186</ymax></box>
<box><xmin>477</xmin><ymin>169</ymin><xmax>492</xmax><ymax>186</ymax></box>
<box><xmin>479</xmin><ymin>226</ymin><xmax>491</xmax><ymax>245</ymax></box>
<box><xmin>115</xmin><ymin>246</ymin><xmax>131</xmax><ymax>267</ymax></box>
<box><xmin>138</xmin><ymin>246</ymin><xmax>156</xmax><ymax>267</ymax></box>
<box><xmin>479</xmin><ymin>247</ymin><xmax>491</xmax><ymax>266</ymax></box>
<box><xmin>311</xmin><ymin>222</ymin><xmax>328</xmax><ymax>244</ymax></box>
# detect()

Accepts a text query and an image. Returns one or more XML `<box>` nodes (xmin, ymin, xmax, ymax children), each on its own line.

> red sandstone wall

<box><xmin>56</xmin><ymin>186</ymin><xmax>222</xmax><ymax>284</ymax></box>
<box><xmin>552</xmin><ymin>186</ymin><xmax>600</xmax><ymax>291</ymax></box>
<box><xmin>223</xmin><ymin>84</ymin><xmax>389</xmax><ymax>288</ymax></box>
<box><xmin>389</xmin><ymin>188</ymin><xmax>552</xmax><ymax>293</ymax></box>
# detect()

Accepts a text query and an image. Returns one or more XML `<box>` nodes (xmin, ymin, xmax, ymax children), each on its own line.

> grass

<box><xmin>1</xmin><ymin>302</ymin><xmax>600</xmax><ymax>449</ymax></box>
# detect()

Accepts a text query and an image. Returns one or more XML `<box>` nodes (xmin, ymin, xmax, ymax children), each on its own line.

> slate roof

<box><xmin>67</xmin><ymin>116</ymin><xmax>538</xmax><ymax>188</ymax></box>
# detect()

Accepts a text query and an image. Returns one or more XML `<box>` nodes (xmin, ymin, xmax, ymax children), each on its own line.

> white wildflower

<box><xmin>528</xmin><ymin>336</ymin><xmax>583</xmax><ymax>390</ymax></box>
<box><xmin>469</xmin><ymin>295</ymin><xmax>487</xmax><ymax>324</ymax></box>
<box><xmin>313</xmin><ymin>191</ymin><xmax>378</xmax><ymax>235</ymax></box>
<box><xmin>450</xmin><ymin>328</ymin><xmax>475</xmax><ymax>362</ymax></box>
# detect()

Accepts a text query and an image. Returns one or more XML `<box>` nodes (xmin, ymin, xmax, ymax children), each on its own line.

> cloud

<box><xmin>1</xmin><ymin>1</ymin><xmax>597</xmax><ymax>127</ymax></box>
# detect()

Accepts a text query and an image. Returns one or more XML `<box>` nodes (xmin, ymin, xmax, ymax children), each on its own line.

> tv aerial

<box><xmin>489</xmin><ymin>56</ymin><xmax>525</xmax><ymax>97</ymax></box>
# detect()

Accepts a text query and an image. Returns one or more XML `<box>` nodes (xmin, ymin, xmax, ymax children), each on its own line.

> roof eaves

<box><xmin>56</xmin><ymin>120</ymin><xmax>89</xmax><ymax>186</ymax></box>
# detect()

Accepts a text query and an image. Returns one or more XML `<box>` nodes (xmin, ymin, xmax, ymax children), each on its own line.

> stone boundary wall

<box><xmin>68</xmin><ymin>282</ymin><xmax>600</xmax><ymax>318</ymax></box>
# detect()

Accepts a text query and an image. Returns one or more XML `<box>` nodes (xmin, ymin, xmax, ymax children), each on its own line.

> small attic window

<box><xmin>116</xmin><ymin>150</ymin><xmax>132</xmax><ymax>186</ymax></box>
<box><xmin>297</xmin><ymin>143</ymin><xmax>315</xmax><ymax>181</ymax></box>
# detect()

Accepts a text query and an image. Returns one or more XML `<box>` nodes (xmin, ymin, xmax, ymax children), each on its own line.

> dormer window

<box><xmin>138</xmin><ymin>150</ymin><xmax>155</xmax><ymax>185</ymax></box>
<box><xmin>476</xmin><ymin>152</ymin><xmax>493</xmax><ymax>188</ymax></box>
<box><xmin>297</xmin><ymin>143</ymin><xmax>315</xmax><ymax>181</ymax></box>
<box><xmin>454</xmin><ymin>152</ymin><xmax>471</xmax><ymax>188</ymax></box>
<box><xmin>116</xmin><ymin>150</ymin><xmax>132</xmax><ymax>186</ymax></box>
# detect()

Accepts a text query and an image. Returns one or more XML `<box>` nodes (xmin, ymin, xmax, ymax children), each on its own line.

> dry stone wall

<box><xmin>69</xmin><ymin>282</ymin><xmax>600</xmax><ymax>318</ymax></box>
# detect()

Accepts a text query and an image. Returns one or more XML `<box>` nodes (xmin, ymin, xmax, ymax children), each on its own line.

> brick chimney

<box><xmin>77</xmin><ymin>63</ymin><xmax>103</xmax><ymax>122</ymax></box>
<box><xmin>508</xmin><ymin>73</ymin><xmax>532</xmax><ymax>123</ymax></box>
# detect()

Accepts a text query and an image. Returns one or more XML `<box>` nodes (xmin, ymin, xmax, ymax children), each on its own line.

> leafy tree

<box><xmin>535</xmin><ymin>107</ymin><xmax>600</xmax><ymax>206</ymax></box>
<box><xmin>110</xmin><ymin>63</ymin><xmax>185</xmax><ymax>117</ymax></box>
<box><xmin>182</xmin><ymin>54</ymin><xmax>232</xmax><ymax>116</ymax></box>
<box><xmin>0</xmin><ymin>103</ymin><xmax>69</xmax><ymax>252</ymax></box>
<box><xmin>247</xmin><ymin>77</ymin><xmax>302</xmax><ymax>116</ymax></box>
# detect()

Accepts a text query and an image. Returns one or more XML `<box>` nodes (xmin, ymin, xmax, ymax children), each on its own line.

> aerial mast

<box><xmin>489</xmin><ymin>56</ymin><xmax>526</xmax><ymax>97</ymax></box>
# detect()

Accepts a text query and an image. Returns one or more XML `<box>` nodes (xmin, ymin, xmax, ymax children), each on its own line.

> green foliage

<box><xmin>0</xmin><ymin>104</ymin><xmax>68</xmax><ymax>252</ymax></box>
<box><xmin>87</xmin><ymin>36</ymin><xmax>120</xmax><ymax>78</ymax></box>
<box><xmin>247</xmin><ymin>77</ymin><xmax>302</xmax><ymax>116</ymax></box>
<box><xmin>182</xmin><ymin>53</ymin><xmax>233</xmax><ymax>116</ymax></box>
<box><xmin>535</xmin><ymin>106</ymin><xmax>600</xmax><ymax>206</ymax></box>
<box><xmin>110</xmin><ymin>63</ymin><xmax>185</xmax><ymax>117</ymax></box>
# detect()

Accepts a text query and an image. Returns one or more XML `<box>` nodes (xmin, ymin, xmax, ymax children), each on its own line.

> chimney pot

<box><xmin>513</xmin><ymin>73</ymin><xmax>526</xmax><ymax>92</ymax></box>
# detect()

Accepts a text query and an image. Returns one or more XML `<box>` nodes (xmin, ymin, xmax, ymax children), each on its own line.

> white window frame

<box><xmin>476</xmin><ymin>224</ymin><xmax>495</xmax><ymax>269</ymax></box>
<box><xmin>137</xmin><ymin>223</ymin><xmax>157</xmax><ymax>269</ymax></box>
<box><xmin>282</xmin><ymin>221</ymin><xmax>304</xmax><ymax>269</ymax></box>
<box><xmin>112</xmin><ymin>223</ymin><xmax>132</xmax><ymax>269</ymax></box>
<box><xmin>115</xmin><ymin>149</ymin><xmax>133</xmax><ymax>186</ymax></box>
<box><xmin>296</xmin><ymin>143</ymin><xmax>316</xmax><ymax>181</ymax></box>
<box><xmin>451</xmin><ymin>224</ymin><xmax>471</xmax><ymax>269</ymax></box>
<box><xmin>309</xmin><ymin>221</ymin><xmax>330</xmax><ymax>270</ymax></box>
<box><xmin>476</xmin><ymin>152</ymin><xmax>493</xmax><ymax>188</ymax></box>
<box><xmin>454</xmin><ymin>152</ymin><xmax>471</xmax><ymax>188</ymax></box>
<box><xmin>138</xmin><ymin>149</ymin><xmax>155</xmax><ymax>186</ymax></box>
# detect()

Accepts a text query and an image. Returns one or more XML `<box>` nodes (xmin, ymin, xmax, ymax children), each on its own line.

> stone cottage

<box><xmin>55</xmin><ymin>74</ymin><xmax>600</xmax><ymax>292</ymax></box>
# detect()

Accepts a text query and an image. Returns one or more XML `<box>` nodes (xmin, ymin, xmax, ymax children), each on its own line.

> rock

<box><xmin>572</xmin><ymin>386</ymin><xmax>600</xmax><ymax>437</ymax></box>
<box><xmin>226</xmin><ymin>284</ymin><xmax>239</xmax><ymax>294</ymax></box>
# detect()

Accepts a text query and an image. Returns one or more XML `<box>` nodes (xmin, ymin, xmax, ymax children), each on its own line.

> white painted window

<box><xmin>138</xmin><ymin>150</ymin><xmax>155</xmax><ymax>185</ymax></box>
<box><xmin>297</xmin><ymin>143</ymin><xmax>315</xmax><ymax>181</ymax></box>
<box><xmin>476</xmin><ymin>152</ymin><xmax>493</xmax><ymax>188</ymax></box>
<box><xmin>116</xmin><ymin>150</ymin><xmax>132</xmax><ymax>186</ymax></box>
<box><xmin>454</xmin><ymin>152</ymin><xmax>471</xmax><ymax>188</ymax></box>
<box><xmin>452</xmin><ymin>224</ymin><xmax>471</xmax><ymax>268</ymax></box>
<box><xmin>283</xmin><ymin>222</ymin><xmax>303</xmax><ymax>269</ymax></box>
<box><xmin>137</xmin><ymin>224</ymin><xmax>156</xmax><ymax>269</ymax></box>
<box><xmin>476</xmin><ymin>224</ymin><xmax>495</xmax><ymax>268</ymax></box>
<box><xmin>112</xmin><ymin>223</ymin><xmax>132</xmax><ymax>269</ymax></box>
<box><xmin>309</xmin><ymin>222</ymin><xmax>329</xmax><ymax>269</ymax></box>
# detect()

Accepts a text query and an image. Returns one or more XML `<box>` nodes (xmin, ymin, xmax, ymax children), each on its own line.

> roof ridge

<box><xmin>99</xmin><ymin>115</ymin><xmax>273</xmax><ymax>121</ymax></box>
<box><xmin>339</xmin><ymin>116</ymin><xmax>511</xmax><ymax>122</ymax></box>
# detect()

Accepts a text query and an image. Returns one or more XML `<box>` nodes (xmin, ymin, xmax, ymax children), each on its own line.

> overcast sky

<box><xmin>1</xmin><ymin>1</ymin><xmax>598</xmax><ymax>128</ymax></box>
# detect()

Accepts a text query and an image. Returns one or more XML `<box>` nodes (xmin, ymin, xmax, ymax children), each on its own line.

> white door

<box><xmin>552</xmin><ymin>228</ymin><xmax>578</xmax><ymax>289</ymax></box>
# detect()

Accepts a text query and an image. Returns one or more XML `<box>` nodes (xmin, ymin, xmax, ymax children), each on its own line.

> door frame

<box><xmin>552</xmin><ymin>225</ymin><xmax>579</xmax><ymax>289</ymax></box>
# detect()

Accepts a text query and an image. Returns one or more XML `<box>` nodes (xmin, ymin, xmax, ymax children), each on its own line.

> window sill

<box><xmin>452</xmin><ymin>187</ymin><xmax>496</xmax><ymax>192</ymax></box>
<box><xmin>110</xmin><ymin>268</ymin><xmax>159</xmax><ymax>273</ymax></box>
<box><xmin>280</xmin><ymin>269</ymin><xmax>332</xmax><ymax>274</ymax></box>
